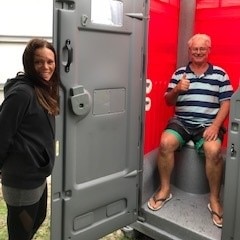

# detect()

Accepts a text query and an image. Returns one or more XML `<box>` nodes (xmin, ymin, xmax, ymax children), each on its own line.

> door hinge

<box><xmin>125</xmin><ymin>13</ymin><xmax>145</xmax><ymax>20</ymax></box>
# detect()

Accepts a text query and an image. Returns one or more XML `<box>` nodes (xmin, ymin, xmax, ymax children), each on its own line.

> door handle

<box><xmin>63</xmin><ymin>39</ymin><xmax>73</xmax><ymax>72</ymax></box>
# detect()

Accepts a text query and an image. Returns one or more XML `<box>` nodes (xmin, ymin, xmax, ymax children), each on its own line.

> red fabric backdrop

<box><xmin>144</xmin><ymin>0</ymin><xmax>179</xmax><ymax>153</ymax></box>
<box><xmin>144</xmin><ymin>0</ymin><xmax>240</xmax><ymax>153</ymax></box>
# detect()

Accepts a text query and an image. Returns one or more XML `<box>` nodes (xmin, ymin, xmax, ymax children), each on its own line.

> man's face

<box><xmin>189</xmin><ymin>39</ymin><xmax>210</xmax><ymax>64</ymax></box>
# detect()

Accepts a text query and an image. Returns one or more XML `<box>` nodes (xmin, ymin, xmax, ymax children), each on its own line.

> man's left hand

<box><xmin>203</xmin><ymin>125</ymin><xmax>219</xmax><ymax>141</ymax></box>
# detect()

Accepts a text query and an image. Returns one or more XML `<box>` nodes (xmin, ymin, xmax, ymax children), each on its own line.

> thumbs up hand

<box><xmin>176</xmin><ymin>73</ymin><xmax>190</xmax><ymax>93</ymax></box>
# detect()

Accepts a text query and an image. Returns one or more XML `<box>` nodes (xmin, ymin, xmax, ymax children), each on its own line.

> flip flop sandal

<box><xmin>147</xmin><ymin>193</ymin><xmax>173</xmax><ymax>211</ymax></box>
<box><xmin>208</xmin><ymin>203</ymin><xmax>223</xmax><ymax>228</ymax></box>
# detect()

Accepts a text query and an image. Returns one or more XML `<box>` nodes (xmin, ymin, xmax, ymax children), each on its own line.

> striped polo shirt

<box><xmin>166</xmin><ymin>63</ymin><xmax>233</xmax><ymax>128</ymax></box>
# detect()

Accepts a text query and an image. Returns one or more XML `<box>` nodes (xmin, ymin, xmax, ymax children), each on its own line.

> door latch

<box><xmin>230</xmin><ymin>143</ymin><xmax>236</xmax><ymax>157</ymax></box>
<box><xmin>70</xmin><ymin>86</ymin><xmax>92</xmax><ymax>117</ymax></box>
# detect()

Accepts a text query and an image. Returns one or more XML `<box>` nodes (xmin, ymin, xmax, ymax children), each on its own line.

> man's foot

<box><xmin>208</xmin><ymin>202</ymin><xmax>223</xmax><ymax>228</ymax></box>
<box><xmin>147</xmin><ymin>191</ymin><xmax>172</xmax><ymax>211</ymax></box>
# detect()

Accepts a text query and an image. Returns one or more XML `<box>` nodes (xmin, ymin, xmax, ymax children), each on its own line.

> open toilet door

<box><xmin>51</xmin><ymin>0</ymin><xmax>149</xmax><ymax>239</ymax></box>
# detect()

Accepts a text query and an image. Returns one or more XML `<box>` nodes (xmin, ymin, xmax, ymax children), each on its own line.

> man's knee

<box><xmin>204</xmin><ymin>141</ymin><xmax>222</xmax><ymax>163</ymax></box>
<box><xmin>159</xmin><ymin>131</ymin><xmax>180</xmax><ymax>152</ymax></box>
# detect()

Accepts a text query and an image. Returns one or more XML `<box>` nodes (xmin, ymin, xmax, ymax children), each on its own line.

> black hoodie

<box><xmin>0</xmin><ymin>74</ymin><xmax>55</xmax><ymax>189</ymax></box>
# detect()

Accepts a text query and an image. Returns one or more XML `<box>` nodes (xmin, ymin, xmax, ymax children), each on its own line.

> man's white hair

<box><xmin>188</xmin><ymin>33</ymin><xmax>211</xmax><ymax>48</ymax></box>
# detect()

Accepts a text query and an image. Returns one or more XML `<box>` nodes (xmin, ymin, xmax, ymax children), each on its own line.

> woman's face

<box><xmin>34</xmin><ymin>47</ymin><xmax>56</xmax><ymax>81</ymax></box>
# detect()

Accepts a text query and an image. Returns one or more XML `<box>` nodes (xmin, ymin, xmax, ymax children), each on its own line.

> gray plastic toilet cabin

<box><xmin>51</xmin><ymin>0</ymin><xmax>240</xmax><ymax>240</ymax></box>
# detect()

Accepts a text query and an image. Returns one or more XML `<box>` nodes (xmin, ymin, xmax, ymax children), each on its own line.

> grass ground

<box><xmin>0</xmin><ymin>181</ymin><xmax>132</xmax><ymax>240</ymax></box>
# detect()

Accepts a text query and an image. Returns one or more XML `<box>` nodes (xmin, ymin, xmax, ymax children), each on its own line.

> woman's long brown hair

<box><xmin>22</xmin><ymin>38</ymin><xmax>60</xmax><ymax>116</ymax></box>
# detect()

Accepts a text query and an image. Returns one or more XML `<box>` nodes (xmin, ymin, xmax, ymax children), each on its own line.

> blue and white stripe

<box><xmin>166</xmin><ymin>63</ymin><xmax>233</xmax><ymax>128</ymax></box>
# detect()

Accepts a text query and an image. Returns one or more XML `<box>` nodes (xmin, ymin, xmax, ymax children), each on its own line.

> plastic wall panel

<box><xmin>144</xmin><ymin>0</ymin><xmax>180</xmax><ymax>154</ymax></box>
<box><xmin>194</xmin><ymin>0</ymin><xmax>240</xmax><ymax>146</ymax></box>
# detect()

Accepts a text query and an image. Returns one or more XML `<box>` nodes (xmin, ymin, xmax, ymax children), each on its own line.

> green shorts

<box><xmin>165</xmin><ymin>117</ymin><xmax>225</xmax><ymax>153</ymax></box>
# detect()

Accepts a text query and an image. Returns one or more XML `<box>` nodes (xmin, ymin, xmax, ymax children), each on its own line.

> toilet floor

<box><xmin>141</xmin><ymin>185</ymin><xmax>223</xmax><ymax>240</ymax></box>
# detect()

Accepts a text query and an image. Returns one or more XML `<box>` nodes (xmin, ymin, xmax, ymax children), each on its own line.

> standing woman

<box><xmin>0</xmin><ymin>38</ymin><xmax>60</xmax><ymax>239</ymax></box>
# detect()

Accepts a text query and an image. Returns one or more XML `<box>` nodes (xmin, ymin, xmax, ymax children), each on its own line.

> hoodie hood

<box><xmin>4</xmin><ymin>73</ymin><xmax>33</xmax><ymax>96</ymax></box>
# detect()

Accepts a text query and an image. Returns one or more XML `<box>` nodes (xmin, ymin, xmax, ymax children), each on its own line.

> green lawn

<box><xmin>0</xmin><ymin>194</ymin><xmax>8</xmax><ymax>240</ymax></box>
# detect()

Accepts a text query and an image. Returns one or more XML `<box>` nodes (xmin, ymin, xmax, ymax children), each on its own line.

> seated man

<box><xmin>147</xmin><ymin>33</ymin><xmax>233</xmax><ymax>228</ymax></box>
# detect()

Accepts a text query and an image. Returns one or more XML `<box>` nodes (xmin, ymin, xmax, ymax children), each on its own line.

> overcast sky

<box><xmin>0</xmin><ymin>0</ymin><xmax>53</xmax><ymax>37</ymax></box>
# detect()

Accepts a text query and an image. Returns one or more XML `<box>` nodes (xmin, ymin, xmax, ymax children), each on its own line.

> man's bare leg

<box><xmin>148</xmin><ymin>132</ymin><xmax>179</xmax><ymax>210</ymax></box>
<box><xmin>204</xmin><ymin>140</ymin><xmax>223</xmax><ymax>227</ymax></box>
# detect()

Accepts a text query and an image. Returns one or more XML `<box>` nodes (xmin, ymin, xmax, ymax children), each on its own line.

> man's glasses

<box><xmin>191</xmin><ymin>47</ymin><xmax>208</xmax><ymax>53</ymax></box>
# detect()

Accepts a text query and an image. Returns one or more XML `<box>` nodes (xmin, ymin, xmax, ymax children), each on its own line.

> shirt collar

<box><xmin>186</xmin><ymin>62</ymin><xmax>213</xmax><ymax>76</ymax></box>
